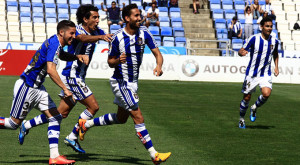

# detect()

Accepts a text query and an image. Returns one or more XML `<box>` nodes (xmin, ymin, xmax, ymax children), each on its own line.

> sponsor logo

<box><xmin>0</xmin><ymin>49</ymin><xmax>8</xmax><ymax>56</ymax></box>
<box><xmin>0</xmin><ymin>61</ymin><xmax>5</xmax><ymax>72</ymax></box>
<box><xmin>182</xmin><ymin>59</ymin><xmax>199</xmax><ymax>77</ymax></box>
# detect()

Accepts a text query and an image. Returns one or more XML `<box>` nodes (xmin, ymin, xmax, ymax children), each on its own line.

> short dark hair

<box><xmin>122</xmin><ymin>4</ymin><xmax>138</xmax><ymax>23</ymax></box>
<box><xmin>260</xmin><ymin>16</ymin><xmax>273</xmax><ymax>26</ymax></box>
<box><xmin>76</xmin><ymin>4</ymin><xmax>99</xmax><ymax>24</ymax></box>
<box><xmin>245</xmin><ymin>6</ymin><xmax>251</xmax><ymax>11</ymax></box>
<box><xmin>111</xmin><ymin>1</ymin><xmax>116</xmax><ymax>4</ymax></box>
<box><xmin>57</xmin><ymin>20</ymin><xmax>76</xmax><ymax>34</ymax></box>
<box><xmin>232</xmin><ymin>16</ymin><xmax>237</xmax><ymax>20</ymax></box>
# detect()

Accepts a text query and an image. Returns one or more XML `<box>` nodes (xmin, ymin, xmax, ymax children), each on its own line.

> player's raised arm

<box><xmin>151</xmin><ymin>48</ymin><xmax>163</xmax><ymax>76</ymax></box>
<box><xmin>76</xmin><ymin>33</ymin><xmax>113</xmax><ymax>43</ymax></box>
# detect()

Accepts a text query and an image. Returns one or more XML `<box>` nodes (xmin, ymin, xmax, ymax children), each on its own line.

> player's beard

<box><xmin>129</xmin><ymin>21</ymin><xmax>140</xmax><ymax>30</ymax></box>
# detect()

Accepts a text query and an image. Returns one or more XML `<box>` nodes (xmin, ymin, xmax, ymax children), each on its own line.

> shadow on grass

<box><xmin>246</xmin><ymin>125</ymin><xmax>275</xmax><ymax>129</ymax></box>
<box><xmin>0</xmin><ymin>153</ymin><xmax>149</xmax><ymax>165</ymax></box>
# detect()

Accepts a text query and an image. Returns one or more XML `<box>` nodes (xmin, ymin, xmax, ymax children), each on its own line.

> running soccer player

<box><xmin>0</xmin><ymin>20</ymin><xmax>87</xmax><ymax>164</ymax></box>
<box><xmin>238</xmin><ymin>16</ymin><xmax>279</xmax><ymax>129</ymax></box>
<box><xmin>77</xmin><ymin>4</ymin><xmax>171</xmax><ymax>164</ymax></box>
<box><xmin>18</xmin><ymin>4</ymin><xmax>113</xmax><ymax>153</ymax></box>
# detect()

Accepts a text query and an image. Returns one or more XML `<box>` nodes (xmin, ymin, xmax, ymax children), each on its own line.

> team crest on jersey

<box><xmin>134</xmin><ymin>93</ymin><xmax>139</xmax><ymax>99</ymax></box>
<box><xmin>83</xmin><ymin>87</ymin><xmax>89</xmax><ymax>93</ymax></box>
<box><xmin>137</xmin><ymin>37</ymin><xmax>143</xmax><ymax>45</ymax></box>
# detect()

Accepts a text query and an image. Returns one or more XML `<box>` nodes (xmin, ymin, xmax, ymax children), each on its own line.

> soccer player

<box><xmin>238</xmin><ymin>16</ymin><xmax>279</xmax><ymax>129</ymax></box>
<box><xmin>0</xmin><ymin>20</ymin><xmax>87</xmax><ymax>164</ymax></box>
<box><xmin>18</xmin><ymin>4</ymin><xmax>113</xmax><ymax>153</ymax></box>
<box><xmin>77</xmin><ymin>4</ymin><xmax>171</xmax><ymax>164</ymax></box>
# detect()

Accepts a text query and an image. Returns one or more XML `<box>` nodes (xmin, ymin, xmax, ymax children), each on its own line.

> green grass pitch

<box><xmin>0</xmin><ymin>75</ymin><xmax>299</xmax><ymax>165</ymax></box>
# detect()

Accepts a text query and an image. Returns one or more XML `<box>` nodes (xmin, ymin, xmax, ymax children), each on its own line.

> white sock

<box><xmin>148</xmin><ymin>147</ymin><xmax>157</xmax><ymax>159</ymax></box>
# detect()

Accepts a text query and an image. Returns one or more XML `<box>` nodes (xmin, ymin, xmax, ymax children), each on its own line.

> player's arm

<box><xmin>47</xmin><ymin>62</ymin><xmax>72</xmax><ymax>98</ymax></box>
<box><xmin>151</xmin><ymin>48</ymin><xmax>163</xmax><ymax>76</ymax></box>
<box><xmin>108</xmin><ymin>52</ymin><xmax>126</xmax><ymax>68</ymax></box>
<box><xmin>120</xmin><ymin>3</ymin><xmax>125</xmax><ymax>11</ymax></box>
<box><xmin>273</xmin><ymin>44</ymin><xmax>279</xmax><ymax>77</ymax></box>
<box><xmin>76</xmin><ymin>33</ymin><xmax>113</xmax><ymax>43</ymax></box>
<box><xmin>238</xmin><ymin>48</ymin><xmax>248</xmax><ymax>56</ymax></box>
<box><xmin>101</xmin><ymin>3</ymin><xmax>107</xmax><ymax>12</ymax></box>
<box><xmin>59</xmin><ymin>51</ymin><xmax>89</xmax><ymax>65</ymax></box>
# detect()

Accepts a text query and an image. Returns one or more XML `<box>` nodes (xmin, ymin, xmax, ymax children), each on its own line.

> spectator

<box><xmin>140</xmin><ymin>9</ymin><xmax>147</xmax><ymax>26</ymax></box>
<box><xmin>193</xmin><ymin>0</ymin><xmax>199</xmax><ymax>14</ymax></box>
<box><xmin>251</xmin><ymin>0</ymin><xmax>261</xmax><ymax>19</ymax></box>
<box><xmin>257</xmin><ymin>11</ymin><xmax>268</xmax><ymax>30</ymax></box>
<box><xmin>244</xmin><ymin>5</ymin><xmax>253</xmax><ymax>39</ymax></box>
<box><xmin>261</xmin><ymin>0</ymin><xmax>276</xmax><ymax>20</ymax></box>
<box><xmin>101</xmin><ymin>1</ymin><xmax>125</xmax><ymax>27</ymax></box>
<box><xmin>169</xmin><ymin>0</ymin><xmax>178</xmax><ymax>8</ymax></box>
<box><xmin>146</xmin><ymin>2</ymin><xmax>160</xmax><ymax>27</ymax></box>
<box><xmin>143</xmin><ymin>0</ymin><xmax>155</xmax><ymax>10</ymax></box>
<box><xmin>158</xmin><ymin>0</ymin><xmax>168</xmax><ymax>7</ymax></box>
<box><xmin>228</xmin><ymin>16</ymin><xmax>243</xmax><ymax>39</ymax></box>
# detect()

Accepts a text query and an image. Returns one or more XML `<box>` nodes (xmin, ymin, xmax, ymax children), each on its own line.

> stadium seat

<box><xmin>32</xmin><ymin>3</ymin><xmax>44</xmax><ymax>13</ymax></box>
<box><xmin>45</xmin><ymin>13</ymin><xmax>57</xmax><ymax>23</ymax></box>
<box><xmin>175</xmin><ymin>37</ymin><xmax>186</xmax><ymax>47</ymax></box>
<box><xmin>45</xmin><ymin>3</ymin><xmax>56</xmax><ymax>13</ymax></box>
<box><xmin>22</xmin><ymin>32</ymin><xmax>34</xmax><ymax>42</ymax></box>
<box><xmin>154</xmin><ymin>36</ymin><xmax>161</xmax><ymax>46</ymax></box>
<box><xmin>46</xmin><ymin>23</ymin><xmax>57</xmax><ymax>37</ymax></box>
<box><xmin>272</xmin><ymin>29</ymin><xmax>278</xmax><ymax>38</ymax></box>
<box><xmin>259</xmin><ymin>1</ymin><xmax>265</xmax><ymax>6</ymax></box>
<box><xmin>8</xmin><ymin>22</ymin><xmax>20</xmax><ymax>32</ymax></box>
<box><xmin>34</xmin><ymin>23</ymin><xmax>45</xmax><ymax>33</ymax></box>
<box><xmin>284</xmin><ymin>2</ymin><xmax>295</xmax><ymax>12</ymax></box>
<box><xmin>161</xmin><ymin>26</ymin><xmax>172</xmax><ymax>37</ymax></box>
<box><xmin>119</xmin><ymin>0</ymin><xmax>129</xmax><ymax>6</ymax></box>
<box><xmin>57</xmin><ymin>4</ymin><xmax>69</xmax><ymax>14</ymax></box>
<box><xmin>173</xmin><ymin>27</ymin><xmax>184</xmax><ymax>37</ymax></box>
<box><xmin>69</xmin><ymin>0</ymin><xmax>80</xmax><ymax>4</ymax></box>
<box><xmin>44</xmin><ymin>0</ymin><xmax>55</xmax><ymax>3</ymax></box>
<box><xmin>232</xmin><ymin>39</ymin><xmax>243</xmax><ymax>50</ymax></box>
<box><xmin>222</xmin><ymin>0</ymin><xmax>233</xmax><ymax>10</ymax></box>
<box><xmin>286</xmin><ymin>12</ymin><xmax>298</xmax><ymax>24</ymax></box>
<box><xmin>252</xmin><ymin>19</ymin><xmax>258</xmax><ymax>30</ymax></box>
<box><xmin>131</xmin><ymin>0</ymin><xmax>142</xmax><ymax>6</ymax></box>
<box><xmin>224</xmin><ymin>9</ymin><xmax>236</xmax><ymax>20</ymax></box>
<box><xmin>82</xmin><ymin>0</ymin><xmax>93</xmax><ymax>4</ymax></box>
<box><xmin>212</xmin><ymin>9</ymin><xmax>224</xmax><ymax>19</ymax></box>
<box><xmin>20</xmin><ymin>12</ymin><xmax>31</xmax><ymax>22</ymax></box>
<box><xmin>9</xmin><ymin>32</ymin><xmax>21</xmax><ymax>42</ymax></box>
<box><xmin>57</xmin><ymin>0</ymin><xmax>67</xmax><ymax>4</ymax></box>
<box><xmin>210</xmin><ymin>0</ymin><xmax>221</xmax><ymax>10</ymax></box>
<box><xmin>58</xmin><ymin>13</ymin><xmax>69</xmax><ymax>22</ymax></box>
<box><xmin>216</xmin><ymin>29</ymin><xmax>223</xmax><ymax>39</ymax></box>
<box><xmin>21</xmin><ymin>22</ymin><xmax>33</xmax><ymax>33</ymax></box>
<box><xmin>277</xmin><ymin>21</ymin><xmax>289</xmax><ymax>31</ymax></box>
<box><xmin>295</xmin><ymin>41</ymin><xmax>300</xmax><ymax>51</ymax></box>
<box><xmin>234</xmin><ymin>0</ymin><xmax>245</xmax><ymax>10</ymax></box>
<box><xmin>283</xmin><ymin>40</ymin><xmax>295</xmax><ymax>51</ymax></box>
<box><xmin>171</xmin><ymin>17</ymin><xmax>182</xmax><ymax>27</ymax></box>
<box><xmin>7</xmin><ymin>12</ymin><xmax>19</xmax><ymax>22</ymax></box>
<box><xmin>70</xmin><ymin>4</ymin><xmax>80</xmax><ymax>14</ymax></box>
<box><xmin>70</xmin><ymin>14</ymin><xmax>77</xmax><ymax>23</ymax></box>
<box><xmin>214</xmin><ymin>19</ymin><xmax>226</xmax><ymax>29</ymax></box>
<box><xmin>6</xmin><ymin>1</ymin><xmax>18</xmax><ymax>12</ymax></box>
<box><xmin>0</xmin><ymin>2</ymin><xmax>5</xmax><ymax>14</ymax></box>
<box><xmin>0</xmin><ymin>21</ymin><xmax>7</xmax><ymax>30</ymax></box>
<box><xmin>20</xmin><ymin>2</ymin><xmax>31</xmax><ymax>13</ymax></box>
<box><xmin>35</xmin><ymin>33</ymin><xmax>47</xmax><ymax>42</ymax></box>
<box><xmin>32</xmin><ymin>0</ymin><xmax>42</xmax><ymax>3</ymax></box>
<box><xmin>149</xmin><ymin>26</ymin><xmax>160</xmax><ymax>36</ymax></box>
<box><xmin>0</xmin><ymin>31</ymin><xmax>8</xmax><ymax>41</ymax></box>
<box><xmin>239</xmin><ymin>19</ymin><xmax>245</xmax><ymax>29</ymax></box>
<box><xmin>19</xmin><ymin>0</ymin><xmax>30</xmax><ymax>2</ymax></box>
<box><xmin>170</xmin><ymin>8</ymin><xmax>180</xmax><ymax>18</ymax></box>
<box><xmin>33</xmin><ymin>13</ymin><xmax>44</xmax><ymax>23</ymax></box>
<box><xmin>110</xmin><ymin>24</ymin><xmax>121</xmax><ymax>34</ymax></box>
<box><xmin>237</xmin><ymin>9</ymin><xmax>245</xmax><ymax>20</ymax></box>
<box><xmin>158</xmin><ymin>7</ymin><xmax>168</xmax><ymax>17</ymax></box>
<box><xmin>163</xmin><ymin>36</ymin><xmax>174</xmax><ymax>47</ymax></box>
<box><xmin>159</xmin><ymin>17</ymin><xmax>170</xmax><ymax>27</ymax></box>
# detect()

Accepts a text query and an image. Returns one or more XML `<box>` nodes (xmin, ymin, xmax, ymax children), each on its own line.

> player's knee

<box><xmin>60</xmin><ymin>112</ymin><xmax>69</xmax><ymax>118</ymax></box>
<box><xmin>243</xmin><ymin>95</ymin><xmax>251</xmax><ymax>102</ymax></box>
<box><xmin>117</xmin><ymin>115</ymin><xmax>128</xmax><ymax>124</ymax></box>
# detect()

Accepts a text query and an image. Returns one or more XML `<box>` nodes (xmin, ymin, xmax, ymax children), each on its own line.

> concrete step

<box><xmin>182</xmin><ymin>18</ymin><xmax>212</xmax><ymax>24</ymax></box>
<box><xmin>187</xmin><ymin>49</ymin><xmax>220</xmax><ymax>56</ymax></box>
<box><xmin>190</xmin><ymin>43</ymin><xmax>218</xmax><ymax>48</ymax></box>
<box><xmin>183</xmin><ymin>22</ymin><xmax>213</xmax><ymax>28</ymax></box>
<box><xmin>184</xmin><ymin>28</ymin><xmax>215</xmax><ymax>33</ymax></box>
<box><xmin>185</xmin><ymin>33</ymin><xmax>215</xmax><ymax>38</ymax></box>
<box><xmin>180</xmin><ymin>8</ymin><xmax>211</xmax><ymax>14</ymax></box>
<box><xmin>180</xmin><ymin>14</ymin><xmax>211</xmax><ymax>19</ymax></box>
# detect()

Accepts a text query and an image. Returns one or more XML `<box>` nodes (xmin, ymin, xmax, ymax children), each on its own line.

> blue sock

<box><xmin>255</xmin><ymin>95</ymin><xmax>268</xmax><ymax>108</ymax></box>
<box><xmin>240</xmin><ymin>99</ymin><xmax>249</xmax><ymax>118</ymax></box>
<box><xmin>24</xmin><ymin>114</ymin><xmax>48</xmax><ymax>130</ymax></box>
<box><xmin>48</xmin><ymin>114</ymin><xmax>62</xmax><ymax>159</ymax></box>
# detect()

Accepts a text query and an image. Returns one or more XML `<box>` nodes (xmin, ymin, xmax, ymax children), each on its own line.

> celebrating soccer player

<box><xmin>77</xmin><ymin>4</ymin><xmax>171</xmax><ymax>164</ymax></box>
<box><xmin>238</xmin><ymin>16</ymin><xmax>279</xmax><ymax>129</ymax></box>
<box><xmin>0</xmin><ymin>20</ymin><xmax>89</xmax><ymax>164</ymax></box>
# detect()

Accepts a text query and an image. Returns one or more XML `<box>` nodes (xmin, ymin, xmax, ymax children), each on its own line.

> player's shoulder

<box><xmin>45</xmin><ymin>35</ymin><xmax>59</xmax><ymax>47</ymax></box>
<box><xmin>111</xmin><ymin>28</ymin><xmax>124</xmax><ymax>42</ymax></box>
<box><xmin>76</xmin><ymin>24</ymin><xmax>86</xmax><ymax>34</ymax></box>
<box><xmin>140</xmin><ymin>26</ymin><xmax>150</xmax><ymax>33</ymax></box>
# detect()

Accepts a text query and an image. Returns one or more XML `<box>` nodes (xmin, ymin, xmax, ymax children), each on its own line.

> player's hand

<box><xmin>64</xmin><ymin>89</ymin><xmax>75</xmax><ymax>105</ymax></box>
<box><xmin>77</xmin><ymin>55</ymin><xmax>89</xmax><ymax>65</ymax></box>
<box><xmin>101</xmin><ymin>2</ymin><xmax>104</xmax><ymax>5</ymax></box>
<box><xmin>274</xmin><ymin>67</ymin><xmax>279</xmax><ymax>77</ymax></box>
<box><xmin>101</xmin><ymin>34</ymin><xmax>113</xmax><ymax>42</ymax></box>
<box><xmin>119</xmin><ymin>52</ymin><xmax>127</xmax><ymax>64</ymax></box>
<box><xmin>238</xmin><ymin>49</ymin><xmax>248</xmax><ymax>56</ymax></box>
<box><xmin>153</xmin><ymin>66</ymin><xmax>163</xmax><ymax>77</ymax></box>
<box><xmin>122</xmin><ymin>2</ymin><xmax>125</xmax><ymax>5</ymax></box>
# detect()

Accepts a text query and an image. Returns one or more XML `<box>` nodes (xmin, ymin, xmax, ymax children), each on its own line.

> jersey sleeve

<box><xmin>243</xmin><ymin>35</ymin><xmax>255</xmax><ymax>51</ymax></box>
<box><xmin>76</xmin><ymin>26</ymin><xmax>86</xmax><ymax>37</ymax></box>
<box><xmin>108</xmin><ymin>35</ymin><xmax>120</xmax><ymax>57</ymax></box>
<box><xmin>144</xmin><ymin>28</ymin><xmax>158</xmax><ymax>49</ymax></box>
<box><xmin>46</xmin><ymin>40</ymin><xmax>60</xmax><ymax>64</ymax></box>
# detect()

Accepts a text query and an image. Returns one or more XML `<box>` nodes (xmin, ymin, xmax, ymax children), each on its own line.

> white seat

<box><xmin>34</xmin><ymin>33</ymin><xmax>46</xmax><ymax>42</ymax></box>
<box><xmin>271</xmin><ymin>2</ymin><xmax>283</xmax><ymax>11</ymax></box>
<box><xmin>295</xmin><ymin>41</ymin><xmax>300</xmax><ymax>51</ymax></box>
<box><xmin>0</xmin><ymin>31</ymin><xmax>8</xmax><ymax>41</ymax></box>
<box><xmin>275</xmin><ymin>10</ymin><xmax>286</xmax><ymax>21</ymax></box>
<box><xmin>282</xmin><ymin>40</ymin><xmax>295</xmax><ymax>51</ymax></box>
<box><xmin>286</xmin><ymin>12</ymin><xmax>298</xmax><ymax>23</ymax></box>
<box><xmin>22</xmin><ymin>32</ymin><xmax>34</xmax><ymax>42</ymax></box>
<box><xmin>9</xmin><ymin>31</ymin><xmax>21</xmax><ymax>42</ymax></box>
<box><xmin>7</xmin><ymin>22</ymin><xmax>20</xmax><ymax>32</ymax></box>
<box><xmin>0</xmin><ymin>22</ymin><xmax>7</xmax><ymax>30</ymax></box>
<box><xmin>46</xmin><ymin>23</ymin><xmax>57</xmax><ymax>38</ymax></box>
<box><xmin>21</xmin><ymin>22</ymin><xmax>33</xmax><ymax>33</ymax></box>
<box><xmin>34</xmin><ymin>23</ymin><xmax>46</xmax><ymax>33</ymax></box>
<box><xmin>7</xmin><ymin>12</ymin><xmax>19</xmax><ymax>22</ymax></box>
<box><xmin>284</xmin><ymin>2</ymin><xmax>295</xmax><ymax>12</ymax></box>
<box><xmin>277</xmin><ymin>21</ymin><xmax>289</xmax><ymax>31</ymax></box>
<box><xmin>292</xmin><ymin>30</ymin><xmax>300</xmax><ymax>40</ymax></box>
<box><xmin>70</xmin><ymin>14</ymin><xmax>77</xmax><ymax>24</ymax></box>
<box><xmin>280</xmin><ymin>32</ymin><xmax>292</xmax><ymax>42</ymax></box>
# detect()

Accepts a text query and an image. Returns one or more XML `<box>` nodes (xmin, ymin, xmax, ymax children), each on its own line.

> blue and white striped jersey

<box><xmin>109</xmin><ymin>26</ymin><xmax>158</xmax><ymax>83</ymax></box>
<box><xmin>243</xmin><ymin>33</ymin><xmax>279</xmax><ymax>77</ymax></box>
<box><xmin>20</xmin><ymin>35</ymin><xmax>61</xmax><ymax>88</ymax></box>
<box><xmin>228</xmin><ymin>22</ymin><xmax>242</xmax><ymax>33</ymax></box>
<box><xmin>62</xmin><ymin>24</ymin><xmax>106</xmax><ymax>79</ymax></box>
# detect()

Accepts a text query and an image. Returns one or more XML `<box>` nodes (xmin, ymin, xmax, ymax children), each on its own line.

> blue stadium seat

<box><xmin>163</xmin><ymin>36</ymin><xmax>175</xmax><ymax>47</ymax></box>
<box><xmin>19</xmin><ymin>0</ymin><xmax>30</xmax><ymax>2</ymax></box>
<box><xmin>158</xmin><ymin>7</ymin><xmax>168</xmax><ymax>17</ymax></box>
<box><xmin>215</xmin><ymin>19</ymin><xmax>226</xmax><ymax>29</ymax></box>
<box><xmin>20</xmin><ymin>2</ymin><xmax>31</xmax><ymax>13</ymax></box>
<box><xmin>45</xmin><ymin>3</ymin><xmax>56</xmax><ymax>13</ymax></box>
<box><xmin>149</xmin><ymin>26</ymin><xmax>160</xmax><ymax>36</ymax></box>
<box><xmin>57</xmin><ymin>4</ymin><xmax>69</xmax><ymax>14</ymax></box>
<box><xmin>154</xmin><ymin>36</ymin><xmax>161</xmax><ymax>46</ymax></box>
<box><xmin>232</xmin><ymin>39</ymin><xmax>243</xmax><ymax>50</ymax></box>
<box><xmin>119</xmin><ymin>0</ymin><xmax>130</xmax><ymax>6</ymax></box>
<box><xmin>216</xmin><ymin>29</ymin><xmax>223</xmax><ymax>39</ymax></box>
<box><xmin>239</xmin><ymin>19</ymin><xmax>245</xmax><ymax>29</ymax></box>
<box><xmin>171</xmin><ymin>17</ymin><xmax>182</xmax><ymax>27</ymax></box>
<box><xmin>237</xmin><ymin>9</ymin><xmax>245</xmax><ymax>20</ymax></box>
<box><xmin>218</xmin><ymin>38</ymin><xmax>230</xmax><ymax>49</ymax></box>
<box><xmin>94</xmin><ymin>0</ymin><xmax>105</xmax><ymax>5</ymax></box>
<box><xmin>57</xmin><ymin>0</ymin><xmax>67</xmax><ymax>4</ymax></box>
<box><xmin>170</xmin><ymin>8</ymin><xmax>180</xmax><ymax>18</ymax></box>
<box><xmin>20</xmin><ymin>12</ymin><xmax>31</xmax><ymax>22</ymax></box>
<box><xmin>234</xmin><ymin>0</ymin><xmax>245</xmax><ymax>10</ymax></box>
<box><xmin>253</xmin><ymin>28</ymin><xmax>259</xmax><ymax>34</ymax></box>
<box><xmin>110</xmin><ymin>24</ymin><xmax>121</xmax><ymax>34</ymax></box>
<box><xmin>224</xmin><ymin>9</ymin><xmax>236</xmax><ymax>20</ymax></box>
<box><xmin>159</xmin><ymin>16</ymin><xmax>170</xmax><ymax>27</ymax></box>
<box><xmin>45</xmin><ymin>13</ymin><xmax>57</xmax><ymax>23</ymax></box>
<box><xmin>32</xmin><ymin>3</ymin><xmax>44</xmax><ymax>13</ymax></box>
<box><xmin>272</xmin><ymin>29</ymin><xmax>278</xmax><ymax>38</ymax></box>
<box><xmin>58</xmin><ymin>13</ymin><xmax>69</xmax><ymax>22</ymax></box>
<box><xmin>70</xmin><ymin>4</ymin><xmax>80</xmax><ymax>14</ymax></box>
<box><xmin>222</xmin><ymin>0</ymin><xmax>233</xmax><ymax>10</ymax></box>
<box><xmin>222</xmin><ymin>29</ymin><xmax>228</xmax><ymax>39</ymax></box>
<box><xmin>259</xmin><ymin>1</ymin><xmax>266</xmax><ymax>6</ymax></box>
<box><xmin>131</xmin><ymin>0</ymin><xmax>142</xmax><ymax>6</ymax></box>
<box><xmin>45</xmin><ymin>0</ymin><xmax>55</xmax><ymax>3</ymax></box>
<box><xmin>161</xmin><ymin>27</ymin><xmax>172</xmax><ymax>36</ymax></box>
<box><xmin>212</xmin><ymin>9</ymin><xmax>224</xmax><ymax>19</ymax></box>
<box><xmin>210</xmin><ymin>0</ymin><xmax>221</xmax><ymax>10</ymax></box>
<box><xmin>175</xmin><ymin>37</ymin><xmax>186</xmax><ymax>47</ymax></box>
<box><xmin>33</xmin><ymin>12</ymin><xmax>44</xmax><ymax>23</ymax></box>
<box><xmin>6</xmin><ymin>1</ymin><xmax>18</xmax><ymax>12</ymax></box>
<box><xmin>173</xmin><ymin>27</ymin><xmax>184</xmax><ymax>37</ymax></box>
<box><xmin>69</xmin><ymin>0</ymin><xmax>80</xmax><ymax>4</ymax></box>
<box><xmin>82</xmin><ymin>0</ymin><xmax>93</xmax><ymax>4</ymax></box>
